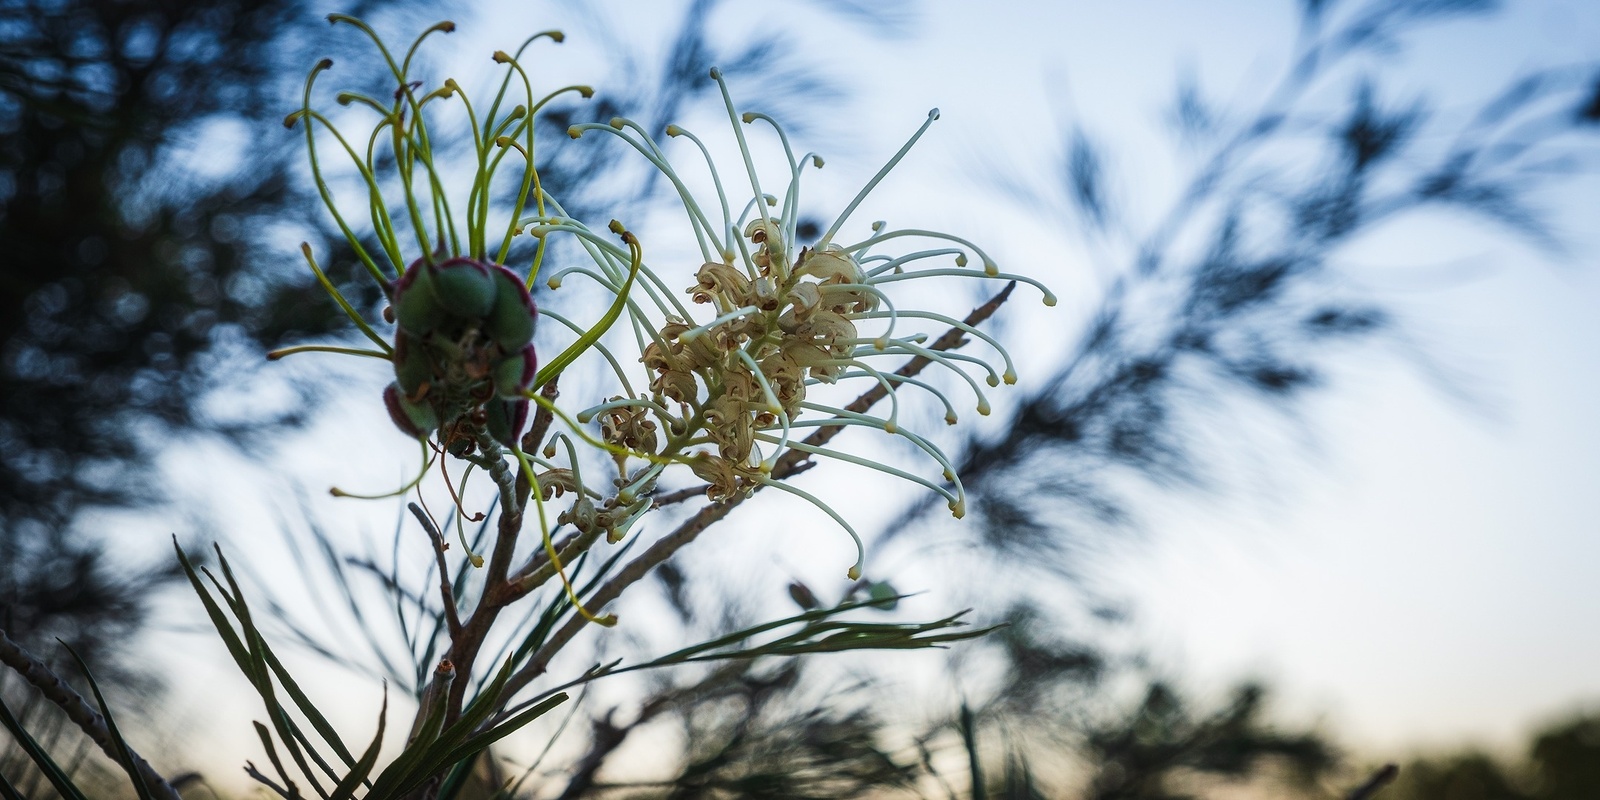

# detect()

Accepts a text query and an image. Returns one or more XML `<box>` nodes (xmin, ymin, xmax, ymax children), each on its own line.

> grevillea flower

<box><xmin>275</xmin><ymin>17</ymin><xmax>1053</xmax><ymax>587</ymax></box>
<box><xmin>549</xmin><ymin>69</ymin><xmax>1057</xmax><ymax>578</ymax></box>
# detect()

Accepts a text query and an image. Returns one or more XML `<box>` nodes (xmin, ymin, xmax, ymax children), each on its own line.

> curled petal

<box><xmin>793</xmin><ymin>245</ymin><xmax>864</xmax><ymax>285</ymax></box>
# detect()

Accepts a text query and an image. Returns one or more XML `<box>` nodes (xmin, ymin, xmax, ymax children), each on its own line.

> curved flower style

<box><xmin>278</xmin><ymin>18</ymin><xmax>1052</xmax><ymax>586</ymax></box>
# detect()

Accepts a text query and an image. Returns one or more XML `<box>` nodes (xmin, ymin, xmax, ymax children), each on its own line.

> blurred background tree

<box><xmin>0</xmin><ymin>0</ymin><xmax>367</xmax><ymax>674</ymax></box>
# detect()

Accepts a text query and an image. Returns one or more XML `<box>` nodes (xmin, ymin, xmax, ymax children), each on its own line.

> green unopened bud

<box><xmin>384</xmin><ymin>383</ymin><xmax>438</xmax><ymax>438</ymax></box>
<box><xmin>485</xmin><ymin>397</ymin><xmax>529</xmax><ymax>448</ymax></box>
<box><xmin>493</xmin><ymin>346</ymin><xmax>537</xmax><ymax>398</ymax></box>
<box><xmin>428</xmin><ymin>257</ymin><xmax>497</xmax><ymax>319</ymax></box>
<box><xmin>394</xmin><ymin>260</ymin><xmax>445</xmax><ymax>335</ymax></box>
<box><xmin>392</xmin><ymin>330</ymin><xmax>433</xmax><ymax>395</ymax></box>
<box><xmin>485</xmin><ymin>264</ymin><xmax>537</xmax><ymax>351</ymax></box>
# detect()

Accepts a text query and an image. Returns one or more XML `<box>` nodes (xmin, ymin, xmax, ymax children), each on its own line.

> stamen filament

<box><xmin>757</xmin><ymin>476</ymin><xmax>864</xmax><ymax>580</ymax></box>
<box><xmin>330</xmin><ymin>438</ymin><xmax>434</xmax><ymax>499</ymax></box>
<box><xmin>818</xmin><ymin>109</ymin><xmax>940</xmax><ymax>249</ymax></box>
<box><xmin>295</xmin><ymin>243</ymin><xmax>391</xmax><ymax>353</ymax></box>
<box><xmin>855</xmin><ymin>309</ymin><xmax>1017</xmax><ymax>383</ymax></box>
<box><xmin>869</xmin><ymin>267</ymin><xmax>1057</xmax><ymax>306</ymax></box>
<box><xmin>664</xmin><ymin>124</ymin><xmax>735</xmax><ymax>259</ymax></box>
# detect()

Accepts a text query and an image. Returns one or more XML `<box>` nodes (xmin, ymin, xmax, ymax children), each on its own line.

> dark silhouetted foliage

<box><xmin>0</xmin><ymin>0</ymin><xmax>388</xmax><ymax>691</ymax></box>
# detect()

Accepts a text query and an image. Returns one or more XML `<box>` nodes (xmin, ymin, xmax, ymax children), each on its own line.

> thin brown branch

<box><xmin>496</xmin><ymin>283</ymin><xmax>1017</xmax><ymax>703</ymax></box>
<box><xmin>408</xmin><ymin>502</ymin><xmax>463</xmax><ymax>639</ymax></box>
<box><xmin>444</xmin><ymin>378</ymin><xmax>561</xmax><ymax>724</ymax></box>
<box><xmin>0</xmin><ymin>628</ymin><xmax>183</xmax><ymax>800</ymax></box>
<box><xmin>505</xmin><ymin>526</ymin><xmax>606</xmax><ymax>602</ymax></box>
<box><xmin>1346</xmin><ymin>763</ymin><xmax>1399</xmax><ymax>800</ymax></box>
<box><xmin>649</xmin><ymin>485</ymin><xmax>710</xmax><ymax>508</ymax></box>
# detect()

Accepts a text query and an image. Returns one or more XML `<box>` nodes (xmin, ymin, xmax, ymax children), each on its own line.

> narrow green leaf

<box><xmin>174</xmin><ymin>539</ymin><xmax>258</xmax><ymax>682</ymax></box>
<box><xmin>328</xmin><ymin>691</ymin><xmax>387</xmax><ymax>800</ymax></box>
<box><xmin>370</xmin><ymin>650</ymin><xmax>527</xmax><ymax>798</ymax></box>
<box><xmin>435</xmin><ymin>754</ymin><xmax>477</xmax><ymax>800</ymax></box>
<box><xmin>0</xmin><ymin>768</ymin><xmax>28</xmax><ymax>800</ymax></box>
<box><xmin>439</xmin><ymin>692</ymin><xmax>568</xmax><ymax>767</ymax></box>
<box><xmin>211</xmin><ymin>553</ymin><xmax>346</xmax><ymax>793</ymax></box>
<box><xmin>59</xmin><ymin>643</ymin><xmax>156</xmax><ymax>800</ymax></box>
<box><xmin>0</xmin><ymin>695</ymin><xmax>90</xmax><ymax>800</ymax></box>
<box><xmin>174</xmin><ymin>541</ymin><xmax>331</xmax><ymax>798</ymax></box>
<box><xmin>962</xmin><ymin>703</ymin><xmax>986</xmax><ymax>800</ymax></box>
<box><xmin>261</xmin><ymin>643</ymin><xmax>362</xmax><ymax>770</ymax></box>
<box><xmin>254</xmin><ymin>721</ymin><xmax>297</xmax><ymax>797</ymax></box>
<box><xmin>387</xmin><ymin>692</ymin><xmax>569</xmax><ymax>799</ymax></box>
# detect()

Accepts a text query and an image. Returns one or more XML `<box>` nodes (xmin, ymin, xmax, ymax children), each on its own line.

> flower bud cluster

<box><xmin>384</xmin><ymin>256</ymin><xmax>539</xmax><ymax>451</ymax></box>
